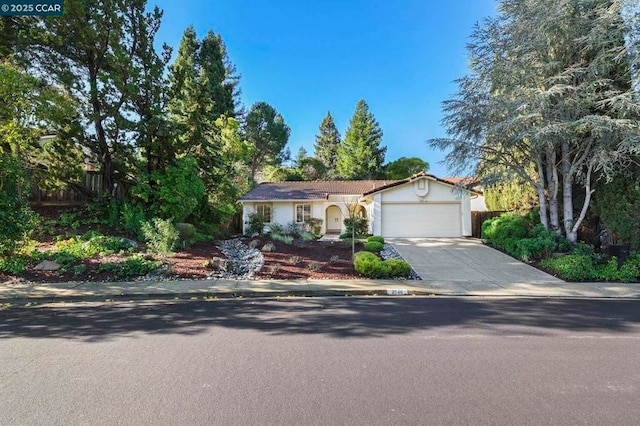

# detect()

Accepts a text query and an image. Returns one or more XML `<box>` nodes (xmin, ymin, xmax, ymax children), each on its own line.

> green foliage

<box><xmin>97</xmin><ymin>254</ymin><xmax>158</xmax><ymax>280</ymax></box>
<box><xmin>270</xmin><ymin>233</ymin><xmax>283</xmax><ymax>241</ymax></box>
<box><xmin>244</xmin><ymin>101</ymin><xmax>291</xmax><ymax>185</ymax></box>
<box><xmin>155</xmin><ymin>156</ymin><xmax>205</xmax><ymax>222</ymax></box>
<box><xmin>141</xmin><ymin>218</ymin><xmax>180</xmax><ymax>255</ymax></box>
<box><xmin>267</xmin><ymin>222</ymin><xmax>285</xmax><ymax>235</ymax></box>
<box><xmin>542</xmin><ymin>254</ymin><xmax>640</xmax><ymax>283</ymax></box>
<box><xmin>367</xmin><ymin>236</ymin><xmax>385</xmax><ymax>244</ymax></box>
<box><xmin>344</xmin><ymin>216</ymin><xmax>368</xmax><ymax>237</ymax></box>
<box><xmin>0</xmin><ymin>154</ymin><xmax>38</xmax><ymax>256</ymax></box>
<box><xmin>246</xmin><ymin>213</ymin><xmax>266</xmax><ymax>235</ymax></box>
<box><xmin>282</xmin><ymin>236</ymin><xmax>294</xmax><ymax>245</ymax></box>
<box><xmin>592</xmin><ymin>167</ymin><xmax>640</xmax><ymax>251</ymax></box>
<box><xmin>284</xmin><ymin>221</ymin><xmax>302</xmax><ymax>238</ymax></box>
<box><xmin>353</xmin><ymin>251</ymin><xmax>388</xmax><ymax>278</ymax></box>
<box><xmin>384</xmin><ymin>259</ymin><xmax>411</xmax><ymax>278</ymax></box>
<box><xmin>484</xmin><ymin>182</ymin><xmax>538</xmax><ymax>213</ymax></box>
<box><xmin>384</xmin><ymin>157</ymin><xmax>429</xmax><ymax>180</ymax></box>
<box><xmin>353</xmin><ymin>251</ymin><xmax>411</xmax><ymax>278</ymax></box>
<box><xmin>364</xmin><ymin>241</ymin><xmax>384</xmax><ymax>252</ymax></box>
<box><xmin>175</xmin><ymin>223</ymin><xmax>197</xmax><ymax>244</ymax></box>
<box><xmin>482</xmin><ymin>212</ymin><xmax>562</xmax><ymax>261</ymax></box>
<box><xmin>301</xmin><ymin>232</ymin><xmax>316</xmax><ymax>242</ymax></box>
<box><xmin>314</xmin><ymin>111</ymin><xmax>341</xmax><ymax>179</ymax></box>
<box><xmin>336</xmin><ymin>99</ymin><xmax>386</xmax><ymax>179</ymax></box>
<box><xmin>304</xmin><ymin>218</ymin><xmax>323</xmax><ymax>236</ymax></box>
<box><xmin>120</xmin><ymin>202</ymin><xmax>147</xmax><ymax>238</ymax></box>
<box><xmin>50</xmin><ymin>232</ymin><xmax>133</xmax><ymax>269</ymax></box>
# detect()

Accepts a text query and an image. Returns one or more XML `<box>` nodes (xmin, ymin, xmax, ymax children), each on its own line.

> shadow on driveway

<box><xmin>1</xmin><ymin>297</ymin><xmax>640</xmax><ymax>342</ymax></box>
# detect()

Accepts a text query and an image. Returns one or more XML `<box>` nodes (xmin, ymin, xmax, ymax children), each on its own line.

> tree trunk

<box><xmin>545</xmin><ymin>145</ymin><xmax>560</xmax><ymax>234</ymax></box>
<box><xmin>561</xmin><ymin>140</ymin><xmax>575</xmax><ymax>242</ymax></box>
<box><xmin>569</xmin><ymin>163</ymin><xmax>595</xmax><ymax>242</ymax></box>
<box><xmin>535</xmin><ymin>152</ymin><xmax>550</xmax><ymax>230</ymax></box>
<box><xmin>88</xmin><ymin>56</ymin><xmax>114</xmax><ymax>197</ymax></box>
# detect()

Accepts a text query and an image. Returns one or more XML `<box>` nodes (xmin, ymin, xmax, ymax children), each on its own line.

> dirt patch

<box><xmin>168</xmin><ymin>241</ymin><xmax>224</xmax><ymax>279</ymax></box>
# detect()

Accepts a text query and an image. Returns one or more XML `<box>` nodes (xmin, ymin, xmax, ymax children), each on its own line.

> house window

<box><xmin>295</xmin><ymin>204</ymin><xmax>311</xmax><ymax>223</ymax></box>
<box><xmin>255</xmin><ymin>204</ymin><xmax>272</xmax><ymax>223</ymax></box>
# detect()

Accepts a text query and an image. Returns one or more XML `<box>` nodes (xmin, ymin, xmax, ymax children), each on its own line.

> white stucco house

<box><xmin>239</xmin><ymin>172</ymin><xmax>478</xmax><ymax>237</ymax></box>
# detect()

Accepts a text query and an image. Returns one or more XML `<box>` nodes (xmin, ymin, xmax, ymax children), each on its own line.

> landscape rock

<box><xmin>125</xmin><ymin>239</ymin><xmax>138</xmax><ymax>249</ymax></box>
<box><xmin>248</xmin><ymin>239</ymin><xmax>260</xmax><ymax>249</ymax></box>
<box><xmin>33</xmin><ymin>260</ymin><xmax>61</xmax><ymax>271</ymax></box>
<box><xmin>207</xmin><ymin>239</ymin><xmax>264</xmax><ymax>280</ymax></box>
<box><xmin>261</xmin><ymin>242</ymin><xmax>276</xmax><ymax>252</ymax></box>
<box><xmin>210</xmin><ymin>256</ymin><xmax>228</xmax><ymax>271</ymax></box>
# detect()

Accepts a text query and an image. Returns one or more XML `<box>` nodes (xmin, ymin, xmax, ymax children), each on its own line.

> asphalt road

<box><xmin>1</xmin><ymin>297</ymin><xmax>640</xmax><ymax>425</ymax></box>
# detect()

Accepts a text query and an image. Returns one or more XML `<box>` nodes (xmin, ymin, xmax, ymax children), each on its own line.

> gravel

<box><xmin>207</xmin><ymin>239</ymin><xmax>264</xmax><ymax>280</ymax></box>
<box><xmin>380</xmin><ymin>244</ymin><xmax>422</xmax><ymax>280</ymax></box>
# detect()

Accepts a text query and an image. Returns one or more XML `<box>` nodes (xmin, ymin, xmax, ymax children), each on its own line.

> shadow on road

<box><xmin>1</xmin><ymin>297</ymin><xmax>639</xmax><ymax>341</ymax></box>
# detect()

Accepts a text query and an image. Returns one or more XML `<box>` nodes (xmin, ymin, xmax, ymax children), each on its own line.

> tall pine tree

<box><xmin>313</xmin><ymin>111</ymin><xmax>341</xmax><ymax>179</ymax></box>
<box><xmin>336</xmin><ymin>100</ymin><xmax>386</xmax><ymax>180</ymax></box>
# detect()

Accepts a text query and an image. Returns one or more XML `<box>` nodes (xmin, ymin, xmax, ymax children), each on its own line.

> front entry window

<box><xmin>295</xmin><ymin>204</ymin><xmax>311</xmax><ymax>223</ymax></box>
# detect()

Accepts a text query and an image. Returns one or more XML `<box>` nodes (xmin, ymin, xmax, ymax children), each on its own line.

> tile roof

<box><xmin>239</xmin><ymin>180</ymin><xmax>399</xmax><ymax>201</ymax></box>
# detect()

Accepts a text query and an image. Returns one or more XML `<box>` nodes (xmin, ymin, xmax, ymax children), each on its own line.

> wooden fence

<box><xmin>30</xmin><ymin>171</ymin><xmax>129</xmax><ymax>204</ymax></box>
<box><xmin>471</xmin><ymin>211</ymin><xmax>505</xmax><ymax>238</ymax></box>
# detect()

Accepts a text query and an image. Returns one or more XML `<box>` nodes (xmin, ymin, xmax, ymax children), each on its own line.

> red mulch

<box><xmin>168</xmin><ymin>241</ymin><xmax>224</xmax><ymax>279</ymax></box>
<box><xmin>248</xmin><ymin>237</ymin><xmax>363</xmax><ymax>280</ymax></box>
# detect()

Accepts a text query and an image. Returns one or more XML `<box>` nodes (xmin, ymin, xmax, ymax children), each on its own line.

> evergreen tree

<box><xmin>243</xmin><ymin>101</ymin><xmax>291</xmax><ymax>186</ymax></box>
<box><xmin>313</xmin><ymin>111</ymin><xmax>341</xmax><ymax>178</ymax></box>
<box><xmin>336</xmin><ymin>100</ymin><xmax>386</xmax><ymax>180</ymax></box>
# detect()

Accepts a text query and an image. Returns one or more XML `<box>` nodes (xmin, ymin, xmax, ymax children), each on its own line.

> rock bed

<box><xmin>380</xmin><ymin>244</ymin><xmax>422</xmax><ymax>280</ymax></box>
<box><xmin>207</xmin><ymin>239</ymin><xmax>264</xmax><ymax>280</ymax></box>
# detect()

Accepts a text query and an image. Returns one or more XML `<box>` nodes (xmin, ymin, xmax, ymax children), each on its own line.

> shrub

<box><xmin>308</xmin><ymin>261</ymin><xmax>322</xmax><ymax>271</ymax></box>
<box><xmin>270</xmin><ymin>233</ymin><xmax>283</xmax><ymax>241</ymax></box>
<box><xmin>246</xmin><ymin>212</ymin><xmax>266</xmax><ymax>235</ymax></box>
<box><xmin>0</xmin><ymin>154</ymin><xmax>39</xmax><ymax>256</ymax></box>
<box><xmin>353</xmin><ymin>251</ymin><xmax>389</xmax><ymax>278</ymax></box>
<box><xmin>285</xmin><ymin>221</ymin><xmax>302</xmax><ymax>238</ymax></box>
<box><xmin>175</xmin><ymin>223</ymin><xmax>197</xmax><ymax>244</ymax></box>
<box><xmin>141</xmin><ymin>218</ymin><xmax>180</xmax><ymax>255</ymax></box>
<box><xmin>383</xmin><ymin>259</ymin><xmax>411</xmax><ymax>277</ymax></box>
<box><xmin>329</xmin><ymin>255</ymin><xmax>340</xmax><ymax>265</ymax></box>
<box><xmin>541</xmin><ymin>255</ymin><xmax>597</xmax><ymax>281</ymax></box>
<box><xmin>364</xmin><ymin>241</ymin><xmax>384</xmax><ymax>252</ymax></box>
<box><xmin>304</xmin><ymin>218</ymin><xmax>323</xmax><ymax>236</ymax></box>
<box><xmin>121</xmin><ymin>202</ymin><xmax>146</xmax><ymax>238</ymax></box>
<box><xmin>344</xmin><ymin>216</ymin><xmax>368</xmax><ymax>237</ymax></box>
<box><xmin>155</xmin><ymin>156</ymin><xmax>205</xmax><ymax>222</ymax></box>
<box><xmin>98</xmin><ymin>255</ymin><xmax>158</xmax><ymax>280</ymax></box>
<box><xmin>289</xmin><ymin>256</ymin><xmax>302</xmax><ymax>265</ymax></box>
<box><xmin>367</xmin><ymin>236</ymin><xmax>385</xmax><ymax>244</ymax></box>
<box><xmin>301</xmin><ymin>232</ymin><xmax>316</xmax><ymax>242</ymax></box>
<box><xmin>282</xmin><ymin>235</ymin><xmax>294</xmax><ymax>245</ymax></box>
<box><xmin>268</xmin><ymin>222</ymin><xmax>285</xmax><ymax>235</ymax></box>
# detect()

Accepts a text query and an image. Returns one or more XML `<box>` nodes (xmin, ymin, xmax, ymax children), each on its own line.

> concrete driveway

<box><xmin>388</xmin><ymin>238</ymin><xmax>564</xmax><ymax>294</ymax></box>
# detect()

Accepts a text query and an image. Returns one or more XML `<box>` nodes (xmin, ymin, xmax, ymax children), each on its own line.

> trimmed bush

<box><xmin>364</xmin><ymin>241</ymin><xmax>384</xmax><ymax>252</ymax></box>
<box><xmin>344</xmin><ymin>216</ymin><xmax>368</xmax><ymax>236</ymax></box>
<box><xmin>353</xmin><ymin>252</ymin><xmax>412</xmax><ymax>278</ymax></box>
<box><xmin>542</xmin><ymin>253</ymin><xmax>640</xmax><ymax>282</ymax></box>
<box><xmin>353</xmin><ymin>251</ymin><xmax>389</xmax><ymax>278</ymax></box>
<box><xmin>367</xmin><ymin>236</ymin><xmax>385</xmax><ymax>244</ymax></box>
<box><xmin>383</xmin><ymin>259</ymin><xmax>411</xmax><ymax>277</ymax></box>
<box><xmin>246</xmin><ymin>212</ymin><xmax>266</xmax><ymax>236</ymax></box>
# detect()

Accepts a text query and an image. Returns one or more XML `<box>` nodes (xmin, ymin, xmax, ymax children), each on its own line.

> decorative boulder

<box><xmin>211</xmin><ymin>257</ymin><xmax>228</xmax><ymax>271</ymax></box>
<box><xmin>261</xmin><ymin>242</ymin><xmax>276</xmax><ymax>252</ymax></box>
<box><xmin>33</xmin><ymin>260</ymin><xmax>61</xmax><ymax>271</ymax></box>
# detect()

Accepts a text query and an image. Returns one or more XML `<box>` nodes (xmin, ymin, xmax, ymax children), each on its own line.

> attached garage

<box><xmin>381</xmin><ymin>203</ymin><xmax>462</xmax><ymax>238</ymax></box>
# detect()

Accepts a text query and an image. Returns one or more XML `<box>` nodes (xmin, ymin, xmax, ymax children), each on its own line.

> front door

<box><xmin>326</xmin><ymin>206</ymin><xmax>342</xmax><ymax>233</ymax></box>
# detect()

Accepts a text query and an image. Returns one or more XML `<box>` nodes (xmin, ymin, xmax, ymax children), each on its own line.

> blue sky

<box><xmin>152</xmin><ymin>0</ymin><xmax>497</xmax><ymax>177</ymax></box>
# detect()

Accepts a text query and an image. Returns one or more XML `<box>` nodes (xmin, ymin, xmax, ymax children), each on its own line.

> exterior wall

<box><xmin>377</xmin><ymin>178</ymin><xmax>472</xmax><ymax>237</ymax></box>
<box><xmin>470</xmin><ymin>194</ymin><xmax>487</xmax><ymax>211</ymax></box>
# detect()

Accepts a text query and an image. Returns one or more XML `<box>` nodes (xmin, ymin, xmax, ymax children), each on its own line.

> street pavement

<box><xmin>1</xmin><ymin>297</ymin><xmax>640</xmax><ymax>425</ymax></box>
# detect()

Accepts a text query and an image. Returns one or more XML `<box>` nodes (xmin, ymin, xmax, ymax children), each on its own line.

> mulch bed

<box><xmin>248</xmin><ymin>237</ymin><xmax>363</xmax><ymax>280</ymax></box>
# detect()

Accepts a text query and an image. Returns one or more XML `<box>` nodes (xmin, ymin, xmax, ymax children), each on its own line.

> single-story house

<box><xmin>238</xmin><ymin>172</ymin><xmax>478</xmax><ymax>238</ymax></box>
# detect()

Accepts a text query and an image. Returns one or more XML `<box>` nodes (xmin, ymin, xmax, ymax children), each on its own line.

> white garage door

<box><xmin>381</xmin><ymin>203</ymin><xmax>461</xmax><ymax>237</ymax></box>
